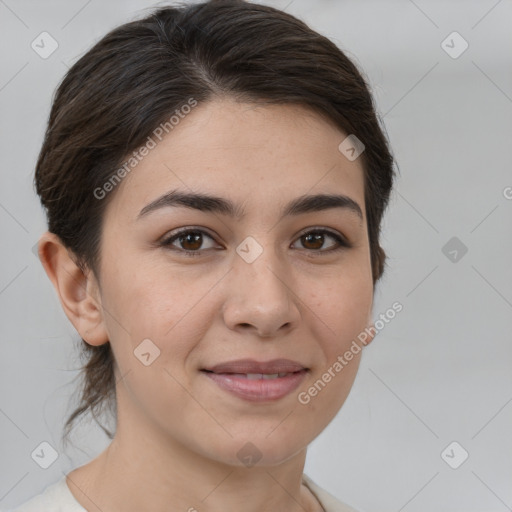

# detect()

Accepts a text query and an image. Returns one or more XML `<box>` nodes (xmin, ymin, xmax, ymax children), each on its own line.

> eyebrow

<box><xmin>137</xmin><ymin>189</ymin><xmax>363</xmax><ymax>222</ymax></box>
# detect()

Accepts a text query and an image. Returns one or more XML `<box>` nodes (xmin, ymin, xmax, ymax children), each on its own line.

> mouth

<box><xmin>202</xmin><ymin>371</ymin><xmax>299</xmax><ymax>379</ymax></box>
<box><xmin>200</xmin><ymin>359</ymin><xmax>309</xmax><ymax>402</ymax></box>
<box><xmin>202</xmin><ymin>358</ymin><xmax>308</xmax><ymax>375</ymax></box>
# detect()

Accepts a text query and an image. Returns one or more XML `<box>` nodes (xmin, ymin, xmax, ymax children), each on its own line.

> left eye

<box><xmin>160</xmin><ymin>228</ymin><xmax>350</xmax><ymax>256</ymax></box>
<box><xmin>292</xmin><ymin>229</ymin><xmax>350</xmax><ymax>252</ymax></box>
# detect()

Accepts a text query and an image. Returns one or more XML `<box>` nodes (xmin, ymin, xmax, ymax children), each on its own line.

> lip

<box><xmin>203</xmin><ymin>358</ymin><xmax>307</xmax><ymax>374</ymax></box>
<box><xmin>201</xmin><ymin>359</ymin><xmax>309</xmax><ymax>402</ymax></box>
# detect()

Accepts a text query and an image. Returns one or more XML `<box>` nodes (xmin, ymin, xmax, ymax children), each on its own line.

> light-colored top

<box><xmin>7</xmin><ymin>474</ymin><xmax>361</xmax><ymax>512</ymax></box>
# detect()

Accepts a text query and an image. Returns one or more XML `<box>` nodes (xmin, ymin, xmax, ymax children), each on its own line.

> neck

<box><xmin>66</xmin><ymin>399</ymin><xmax>322</xmax><ymax>512</ymax></box>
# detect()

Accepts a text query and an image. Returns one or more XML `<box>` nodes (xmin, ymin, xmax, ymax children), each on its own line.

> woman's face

<box><xmin>93</xmin><ymin>98</ymin><xmax>374</xmax><ymax>467</ymax></box>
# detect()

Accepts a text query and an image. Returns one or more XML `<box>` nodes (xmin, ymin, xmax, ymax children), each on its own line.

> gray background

<box><xmin>1</xmin><ymin>0</ymin><xmax>511</xmax><ymax>511</ymax></box>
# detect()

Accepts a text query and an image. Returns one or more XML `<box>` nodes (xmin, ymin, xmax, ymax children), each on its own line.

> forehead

<box><xmin>104</xmin><ymin>98</ymin><xmax>366</xmax><ymax>222</ymax></box>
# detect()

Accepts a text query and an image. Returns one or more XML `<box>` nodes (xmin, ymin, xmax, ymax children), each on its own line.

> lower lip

<box><xmin>202</xmin><ymin>370</ymin><xmax>308</xmax><ymax>402</ymax></box>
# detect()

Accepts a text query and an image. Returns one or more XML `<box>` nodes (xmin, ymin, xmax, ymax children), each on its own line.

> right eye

<box><xmin>160</xmin><ymin>228</ymin><xmax>220</xmax><ymax>256</ymax></box>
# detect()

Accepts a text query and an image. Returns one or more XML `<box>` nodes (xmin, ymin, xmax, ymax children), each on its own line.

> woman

<box><xmin>13</xmin><ymin>0</ymin><xmax>395</xmax><ymax>510</ymax></box>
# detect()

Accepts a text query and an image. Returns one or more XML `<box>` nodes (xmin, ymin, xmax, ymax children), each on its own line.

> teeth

<box><xmin>244</xmin><ymin>373</ymin><xmax>288</xmax><ymax>379</ymax></box>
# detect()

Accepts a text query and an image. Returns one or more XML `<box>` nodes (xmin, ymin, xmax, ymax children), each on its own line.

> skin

<box><xmin>39</xmin><ymin>98</ymin><xmax>376</xmax><ymax>512</ymax></box>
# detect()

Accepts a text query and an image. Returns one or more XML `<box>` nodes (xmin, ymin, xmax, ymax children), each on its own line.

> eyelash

<box><xmin>159</xmin><ymin>226</ymin><xmax>351</xmax><ymax>257</ymax></box>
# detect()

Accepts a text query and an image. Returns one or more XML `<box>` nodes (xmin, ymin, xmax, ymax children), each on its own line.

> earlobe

<box><xmin>37</xmin><ymin>231</ymin><xmax>109</xmax><ymax>346</ymax></box>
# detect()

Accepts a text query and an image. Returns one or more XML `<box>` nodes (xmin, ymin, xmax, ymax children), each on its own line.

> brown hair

<box><xmin>34</xmin><ymin>0</ymin><xmax>396</xmax><ymax>448</ymax></box>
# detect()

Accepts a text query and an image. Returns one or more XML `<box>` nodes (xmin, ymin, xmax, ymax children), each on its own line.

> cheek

<box><xmin>297</xmin><ymin>277</ymin><xmax>370</xmax><ymax>421</ymax></box>
<box><xmin>100</xmin><ymin>259</ymin><xmax>218</xmax><ymax>362</ymax></box>
<box><xmin>98</xmin><ymin>265</ymin><xmax>212</xmax><ymax>414</ymax></box>
<box><xmin>291</xmin><ymin>264</ymin><xmax>372</xmax><ymax>415</ymax></box>
<box><xmin>307</xmin><ymin>269</ymin><xmax>373</xmax><ymax>350</ymax></box>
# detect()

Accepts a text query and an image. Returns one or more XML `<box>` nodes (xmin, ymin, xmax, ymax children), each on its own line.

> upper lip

<box><xmin>202</xmin><ymin>358</ymin><xmax>308</xmax><ymax>374</ymax></box>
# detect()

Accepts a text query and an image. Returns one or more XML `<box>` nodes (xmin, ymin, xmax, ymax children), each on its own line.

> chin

<box><xmin>201</xmin><ymin>429</ymin><xmax>311</xmax><ymax>469</ymax></box>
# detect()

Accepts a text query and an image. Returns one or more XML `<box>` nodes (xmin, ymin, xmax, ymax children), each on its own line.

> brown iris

<box><xmin>179</xmin><ymin>232</ymin><xmax>203</xmax><ymax>251</ymax></box>
<box><xmin>301</xmin><ymin>232</ymin><xmax>324</xmax><ymax>250</ymax></box>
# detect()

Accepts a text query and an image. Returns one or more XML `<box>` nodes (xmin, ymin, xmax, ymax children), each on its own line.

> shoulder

<box><xmin>302</xmin><ymin>474</ymin><xmax>363</xmax><ymax>512</ymax></box>
<box><xmin>9</xmin><ymin>473</ymin><xmax>361</xmax><ymax>512</ymax></box>
<box><xmin>8</xmin><ymin>476</ymin><xmax>86</xmax><ymax>512</ymax></box>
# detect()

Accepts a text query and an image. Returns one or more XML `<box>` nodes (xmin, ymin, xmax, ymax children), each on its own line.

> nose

<box><xmin>221</xmin><ymin>244</ymin><xmax>301</xmax><ymax>338</ymax></box>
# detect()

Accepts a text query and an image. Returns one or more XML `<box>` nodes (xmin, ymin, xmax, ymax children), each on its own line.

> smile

<box><xmin>201</xmin><ymin>368</ymin><xmax>309</xmax><ymax>402</ymax></box>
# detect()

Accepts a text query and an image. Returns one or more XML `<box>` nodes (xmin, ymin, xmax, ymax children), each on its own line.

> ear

<box><xmin>37</xmin><ymin>231</ymin><xmax>109</xmax><ymax>346</ymax></box>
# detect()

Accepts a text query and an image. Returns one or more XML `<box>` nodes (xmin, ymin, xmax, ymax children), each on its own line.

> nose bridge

<box><xmin>222</xmin><ymin>234</ymin><xmax>299</xmax><ymax>335</ymax></box>
<box><xmin>236</xmin><ymin>235</ymin><xmax>289</xmax><ymax>303</ymax></box>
